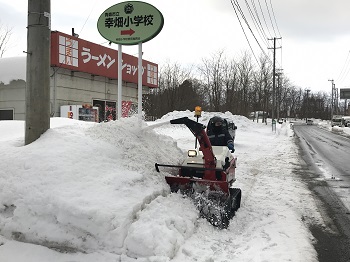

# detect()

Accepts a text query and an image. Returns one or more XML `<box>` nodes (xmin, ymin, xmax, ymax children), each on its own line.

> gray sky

<box><xmin>1</xmin><ymin>0</ymin><xmax>350</xmax><ymax>93</ymax></box>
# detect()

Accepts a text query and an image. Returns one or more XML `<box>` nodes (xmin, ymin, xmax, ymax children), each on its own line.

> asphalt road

<box><xmin>293</xmin><ymin>123</ymin><xmax>350</xmax><ymax>262</ymax></box>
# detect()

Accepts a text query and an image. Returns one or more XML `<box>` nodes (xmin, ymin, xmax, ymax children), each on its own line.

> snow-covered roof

<box><xmin>0</xmin><ymin>56</ymin><xmax>26</xmax><ymax>84</ymax></box>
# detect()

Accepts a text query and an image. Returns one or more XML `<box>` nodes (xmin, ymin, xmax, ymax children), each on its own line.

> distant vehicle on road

<box><xmin>342</xmin><ymin>116</ymin><xmax>350</xmax><ymax>127</ymax></box>
<box><xmin>307</xmin><ymin>119</ymin><xmax>313</xmax><ymax>125</ymax></box>
<box><xmin>331</xmin><ymin>115</ymin><xmax>343</xmax><ymax>127</ymax></box>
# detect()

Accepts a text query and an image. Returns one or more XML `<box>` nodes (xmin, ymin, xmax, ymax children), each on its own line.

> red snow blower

<box><xmin>155</xmin><ymin>117</ymin><xmax>241</xmax><ymax>228</ymax></box>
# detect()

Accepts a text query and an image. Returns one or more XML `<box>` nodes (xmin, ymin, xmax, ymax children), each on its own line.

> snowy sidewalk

<box><xmin>0</xmin><ymin>112</ymin><xmax>325</xmax><ymax>261</ymax></box>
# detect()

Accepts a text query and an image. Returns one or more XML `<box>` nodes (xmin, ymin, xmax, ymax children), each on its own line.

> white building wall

<box><xmin>0</xmin><ymin>80</ymin><xmax>26</xmax><ymax>120</ymax></box>
<box><xmin>0</xmin><ymin>66</ymin><xmax>148</xmax><ymax>120</ymax></box>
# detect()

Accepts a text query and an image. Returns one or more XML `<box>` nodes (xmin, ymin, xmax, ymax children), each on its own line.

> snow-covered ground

<box><xmin>0</xmin><ymin>111</ymin><xmax>349</xmax><ymax>261</ymax></box>
<box><xmin>317</xmin><ymin>118</ymin><xmax>350</xmax><ymax>137</ymax></box>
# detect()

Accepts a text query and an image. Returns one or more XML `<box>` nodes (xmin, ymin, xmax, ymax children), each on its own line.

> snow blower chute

<box><xmin>155</xmin><ymin>117</ymin><xmax>241</xmax><ymax>229</ymax></box>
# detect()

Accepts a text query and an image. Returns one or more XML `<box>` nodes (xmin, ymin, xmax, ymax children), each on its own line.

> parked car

<box><xmin>307</xmin><ymin>119</ymin><xmax>313</xmax><ymax>125</ymax></box>
<box><xmin>249</xmin><ymin>111</ymin><xmax>269</xmax><ymax>119</ymax></box>
<box><xmin>331</xmin><ymin>115</ymin><xmax>343</xmax><ymax>127</ymax></box>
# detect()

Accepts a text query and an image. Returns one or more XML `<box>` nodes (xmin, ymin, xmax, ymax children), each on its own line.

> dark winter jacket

<box><xmin>207</xmin><ymin>127</ymin><xmax>235</xmax><ymax>151</ymax></box>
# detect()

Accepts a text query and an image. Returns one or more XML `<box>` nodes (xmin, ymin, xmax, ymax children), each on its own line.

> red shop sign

<box><xmin>51</xmin><ymin>31</ymin><xmax>158</xmax><ymax>88</ymax></box>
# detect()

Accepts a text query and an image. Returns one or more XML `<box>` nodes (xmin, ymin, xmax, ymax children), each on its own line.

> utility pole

<box><xmin>268</xmin><ymin>37</ymin><xmax>282</xmax><ymax>127</ymax></box>
<box><xmin>328</xmin><ymin>79</ymin><xmax>334</xmax><ymax>120</ymax></box>
<box><xmin>335</xmin><ymin>87</ymin><xmax>339</xmax><ymax>114</ymax></box>
<box><xmin>25</xmin><ymin>0</ymin><xmax>51</xmax><ymax>145</ymax></box>
<box><xmin>276</xmin><ymin>69</ymin><xmax>283</xmax><ymax>120</ymax></box>
<box><xmin>345</xmin><ymin>99</ymin><xmax>348</xmax><ymax>116</ymax></box>
<box><xmin>306</xmin><ymin>88</ymin><xmax>311</xmax><ymax>122</ymax></box>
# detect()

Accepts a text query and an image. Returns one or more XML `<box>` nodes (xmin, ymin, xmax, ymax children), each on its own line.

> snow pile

<box><xmin>124</xmin><ymin>194</ymin><xmax>197</xmax><ymax>259</ymax></box>
<box><xmin>0</xmin><ymin>111</ymin><xmax>324</xmax><ymax>261</ymax></box>
<box><xmin>0</xmin><ymin>116</ymin><xmax>190</xmax><ymax>257</ymax></box>
<box><xmin>316</xmin><ymin>118</ymin><xmax>350</xmax><ymax>136</ymax></box>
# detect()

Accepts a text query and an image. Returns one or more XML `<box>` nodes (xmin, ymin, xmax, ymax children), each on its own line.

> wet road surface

<box><xmin>293</xmin><ymin>123</ymin><xmax>350</xmax><ymax>262</ymax></box>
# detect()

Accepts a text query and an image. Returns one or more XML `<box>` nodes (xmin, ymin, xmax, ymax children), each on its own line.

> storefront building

<box><xmin>0</xmin><ymin>31</ymin><xmax>158</xmax><ymax>121</ymax></box>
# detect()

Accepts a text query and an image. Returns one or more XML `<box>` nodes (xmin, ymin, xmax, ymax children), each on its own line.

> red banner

<box><xmin>51</xmin><ymin>31</ymin><xmax>158</xmax><ymax>88</ymax></box>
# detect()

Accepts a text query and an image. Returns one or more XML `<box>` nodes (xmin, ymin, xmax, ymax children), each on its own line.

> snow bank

<box><xmin>0</xmin><ymin>116</ymin><xmax>186</xmax><ymax>255</ymax></box>
<box><xmin>0</xmin><ymin>112</ymin><xmax>325</xmax><ymax>261</ymax></box>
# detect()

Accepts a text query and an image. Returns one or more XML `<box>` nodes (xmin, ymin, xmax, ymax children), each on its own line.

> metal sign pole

<box><xmin>138</xmin><ymin>43</ymin><xmax>143</xmax><ymax>121</ymax></box>
<box><xmin>118</xmin><ymin>44</ymin><xmax>122</xmax><ymax>120</ymax></box>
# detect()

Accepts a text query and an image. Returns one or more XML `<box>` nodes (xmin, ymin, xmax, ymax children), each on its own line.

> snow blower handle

<box><xmin>170</xmin><ymin>117</ymin><xmax>205</xmax><ymax>136</ymax></box>
<box><xmin>170</xmin><ymin>117</ymin><xmax>216</xmax><ymax>168</ymax></box>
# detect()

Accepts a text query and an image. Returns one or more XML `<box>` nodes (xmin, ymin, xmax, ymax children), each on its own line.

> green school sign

<box><xmin>97</xmin><ymin>1</ymin><xmax>164</xmax><ymax>45</ymax></box>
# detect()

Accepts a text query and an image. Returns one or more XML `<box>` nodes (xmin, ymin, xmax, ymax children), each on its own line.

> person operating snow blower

<box><xmin>207</xmin><ymin>116</ymin><xmax>235</xmax><ymax>153</ymax></box>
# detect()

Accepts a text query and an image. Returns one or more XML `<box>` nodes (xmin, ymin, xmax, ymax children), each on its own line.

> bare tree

<box><xmin>143</xmin><ymin>62</ymin><xmax>197</xmax><ymax>118</ymax></box>
<box><xmin>251</xmin><ymin>55</ymin><xmax>272</xmax><ymax>119</ymax></box>
<box><xmin>144</xmin><ymin>50</ymin><xmax>334</xmax><ymax>121</ymax></box>
<box><xmin>236</xmin><ymin>52</ymin><xmax>254</xmax><ymax>115</ymax></box>
<box><xmin>223</xmin><ymin>60</ymin><xmax>239</xmax><ymax>112</ymax></box>
<box><xmin>199</xmin><ymin>50</ymin><xmax>227</xmax><ymax>111</ymax></box>
<box><xmin>159</xmin><ymin>62</ymin><xmax>192</xmax><ymax>111</ymax></box>
<box><xmin>0</xmin><ymin>22</ymin><xmax>12</xmax><ymax>57</ymax></box>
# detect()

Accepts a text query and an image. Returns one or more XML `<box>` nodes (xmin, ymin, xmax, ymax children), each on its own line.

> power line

<box><xmin>341</xmin><ymin>67</ymin><xmax>350</xmax><ymax>85</ymax></box>
<box><xmin>269</xmin><ymin>0</ymin><xmax>281</xmax><ymax>37</ymax></box>
<box><xmin>51</xmin><ymin>0</ymin><xmax>99</xmax><ymax>77</ymax></box>
<box><xmin>256</xmin><ymin>0</ymin><xmax>283</xmax><ymax>68</ymax></box>
<box><xmin>257</xmin><ymin>0</ymin><xmax>273</xmax><ymax>39</ymax></box>
<box><xmin>279</xmin><ymin>42</ymin><xmax>283</xmax><ymax>69</ymax></box>
<box><xmin>233</xmin><ymin>0</ymin><xmax>270</xmax><ymax>60</ymax></box>
<box><xmin>229</xmin><ymin>0</ymin><xmax>260</xmax><ymax>65</ymax></box>
<box><xmin>264</xmin><ymin>0</ymin><xmax>276</xmax><ymax>36</ymax></box>
<box><xmin>230</xmin><ymin>0</ymin><xmax>283</xmax><ymax>70</ymax></box>
<box><xmin>337</xmin><ymin>50</ymin><xmax>350</xmax><ymax>84</ymax></box>
<box><xmin>250</xmin><ymin>0</ymin><xmax>271</xmax><ymax>47</ymax></box>
<box><xmin>78</xmin><ymin>0</ymin><xmax>99</xmax><ymax>36</ymax></box>
<box><xmin>244</xmin><ymin>0</ymin><xmax>270</xmax><ymax>48</ymax></box>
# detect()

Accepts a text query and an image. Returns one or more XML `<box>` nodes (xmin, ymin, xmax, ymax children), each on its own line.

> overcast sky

<box><xmin>1</xmin><ymin>0</ymin><xmax>350</xmax><ymax>93</ymax></box>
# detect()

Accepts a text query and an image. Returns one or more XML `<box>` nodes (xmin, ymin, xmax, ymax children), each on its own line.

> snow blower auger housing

<box><xmin>155</xmin><ymin>117</ymin><xmax>241</xmax><ymax>229</ymax></box>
